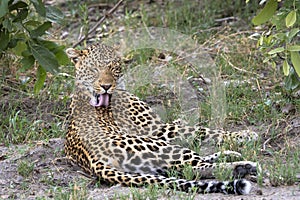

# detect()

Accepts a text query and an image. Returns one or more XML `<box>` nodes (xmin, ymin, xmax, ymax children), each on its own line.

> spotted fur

<box><xmin>65</xmin><ymin>43</ymin><xmax>258</xmax><ymax>195</ymax></box>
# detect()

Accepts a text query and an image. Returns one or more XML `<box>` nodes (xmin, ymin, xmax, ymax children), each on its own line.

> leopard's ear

<box><xmin>66</xmin><ymin>48</ymin><xmax>89</xmax><ymax>64</ymax></box>
<box><xmin>66</xmin><ymin>48</ymin><xmax>81</xmax><ymax>63</ymax></box>
<box><xmin>66</xmin><ymin>48</ymin><xmax>81</xmax><ymax>58</ymax></box>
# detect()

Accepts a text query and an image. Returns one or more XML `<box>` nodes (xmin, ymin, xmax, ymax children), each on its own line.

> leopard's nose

<box><xmin>101</xmin><ymin>84</ymin><xmax>112</xmax><ymax>91</ymax></box>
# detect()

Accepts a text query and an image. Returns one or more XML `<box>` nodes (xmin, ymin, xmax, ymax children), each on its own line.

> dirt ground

<box><xmin>0</xmin><ymin>138</ymin><xmax>299</xmax><ymax>200</ymax></box>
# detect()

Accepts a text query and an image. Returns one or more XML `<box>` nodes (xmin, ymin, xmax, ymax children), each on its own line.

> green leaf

<box><xmin>268</xmin><ymin>47</ymin><xmax>284</xmax><ymax>55</ymax></box>
<box><xmin>270</xmin><ymin>11</ymin><xmax>286</xmax><ymax>29</ymax></box>
<box><xmin>12</xmin><ymin>40</ymin><xmax>26</xmax><ymax>56</ymax></box>
<box><xmin>20</xmin><ymin>55</ymin><xmax>35</xmax><ymax>72</ymax></box>
<box><xmin>24</xmin><ymin>20</ymin><xmax>41</xmax><ymax>27</ymax></box>
<box><xmin>262</xmin><ymin>57</ymin><xmax>270</xmax><ymax>63</ymax></box>
<box><xmin>252</xmin><ymin>0</ymin><xmax>278</xmax><ymax>25</ymax></box>
<box><xmin>283</xmin><ymin>60</ymin><xmax>290</xmax><ymax>76</ymax></box>
<box><xmin>30</xmin><ymin>22</ymin><xmax>52</xmax><ymax>38</ymax></box>
<box><xmin>275</xmin><ymin>33</ymin><xmax>286</xmax><ymax>41</ymax></box>
<box><xmin>55</xmin><ymin>49</ymin><xmax>70</xmax><ymax>65</ymax></box>
<box><xmin>287</xmin><ymin>45</ymin><xmax>300</xmax><ymax>52</ymax></box>
<box><xmin>0</xmin><ymin>0</ymin><xmax>9</xmax><ymax>18</ymax></box>
<box><xmin>30</xmin><ymin>0</ymin><xmax>45</xmax><ymax>17</ymax></box>
<box><xmin>29</xmin><ymin>43</ymin><xmax>59</xmax><ymax>74</ymax></box>
<box><xmin>271</xmin><ymin>61</ymin><xmax>276</xmax><ymax>69</ymax></box>
<box><xmin>36</xmin><ymin>40</ymin><xmax>69</xmax><ymax>65</ymax></box>
<box><xmin>46</xmin><ymin>6</ymin><xmax>64</xmax><ymax>24</ymax></box>
<box><xmin>38</xmin><ymin>40</ymin><xmax>59</xmax><ymax>51</ymax></box>
<box><xmin>288</xmin><ymin>28</ymin><xmax>300</xmax><ymax>42</ymax></box>
<box><xmin>285</xmin><ymin>10</ymin><xmax>297</xmax><ymax>28</ymax></box>
<box><xmin>21</xmin><ymin>49</ymin><xmax>31</xmax><ymax>57</ymax></box>
<box><xmin>285</xmin><ymin>67</ymin><xmax>300</xmax><ymax>91</ymax></box>
<box><xmin>34</xmin><ymin>65</ymin><xmax>47</xmax><ymax>94</ymax></box>
<box><xmin>258</xmin><ymin>35</ymin><xmax>265</xmax><ymax>46</ymax></box>
<box><xmin>291</xmin><ymin>51</ymin><xmax>300</xmax><ymax>77</ymax></box>
<box><xmin>3</xmin><ymin>18</ymin><xmax>13</xmax><ymax>31</ymax></box>
<box><xmin>0</xmin><ymin>29</ymin><xmax>10</xmax><ymax>51</ymax></box>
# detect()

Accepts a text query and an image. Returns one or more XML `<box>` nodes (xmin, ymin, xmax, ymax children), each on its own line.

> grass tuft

<box><xmin>17</xmin><ymin>160</ymin><xmax>34</xmax><ymax>178</ymax></box>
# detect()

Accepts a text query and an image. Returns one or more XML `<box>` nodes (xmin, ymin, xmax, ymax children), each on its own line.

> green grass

<box><xmin>124</xmin><ymin>0</ymin><xmax>259</xmax><ymax>41</ymax></box>
<box><xmin>0</xmin><ymin>56</ymin><xmax>73</xmax><ymax>145</ymax></box>
<box><xmin>0</xmin><ymin>0</ymin><xmax>299</xmax><ymax>199</ymax></box>
<box><xmin>113</xmin><ymin>184</ymin><xmax>198</xmax><ymax>200</ymax></box>
<box><xmin>268</xmin><ymin>150</ymin><xmax>300</xmax><ymax>186</ymax></box>
<box><xmin>42</xmin><ymin>182</ymin><xmax>89</xmax><ymax>200</ymax></box>
<box><xmin>113</xmin><ymin>187</ymin><xmax>155</xmax><ymax>200</ymax></box>
<box><xmin>17</xmin><ymin>160</ymin><xmax>35</xmax><ymax>178</ymax></box>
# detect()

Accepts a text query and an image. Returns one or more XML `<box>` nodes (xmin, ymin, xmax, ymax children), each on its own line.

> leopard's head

<box><xmin>66</xmin><ymin>43</ymin><xmax>122</xmax><ymax>107</ymax></box>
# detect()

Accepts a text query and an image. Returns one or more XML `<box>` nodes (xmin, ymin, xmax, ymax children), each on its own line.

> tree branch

<box><xmin>72</xmin><ymin>0</ymin><xmax>124</xmax><ymax>48</ymax></box>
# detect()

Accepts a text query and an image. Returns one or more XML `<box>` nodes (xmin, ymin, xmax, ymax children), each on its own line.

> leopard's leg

<box><xmin>112</xmin><ymin>135</ymin><xmax>256</xmax><ymax>180</ymax></box>
<box><xmin>92</xmin><ymin>162</ymin><xmax>252</xmax><ymax>195</ymax></box>
<box><xmin>116</xmin><ymin>92</ymin><xmax>257</xmax><ymax>144</ymax></box>
<box><xmin>163</xmin><ymin>150</ymin><xmax>257</xmax><ymax>179</ymax></box>
<box><xmin>196</xmin><ymin>127</ymin><xmax>258</xmax><ymax>145</ymax></box>
<box><xmin>174</xmin><ymin>161</ymin><xmax>258</xmax><ymax>179</ymax></box>
<box><xmin>200</xmin><ymin>150</ymin><xmax>241</xmax><ymax>163</ymax></box>
<box><xmin>151</xmin><ymin>123</ymin><xmax>258</xmax><ymax>145</ymax></box>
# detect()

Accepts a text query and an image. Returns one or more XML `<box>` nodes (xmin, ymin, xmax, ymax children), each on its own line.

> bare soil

<box><xmin>0</xmin><ymin>138</ymin><xmax>299</xmax><ymax>200</ymax></box>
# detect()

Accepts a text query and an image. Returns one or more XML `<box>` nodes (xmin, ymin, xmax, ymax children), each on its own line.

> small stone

<box><xmin>158</xmin><ymin>53</ymin><xmax>165</xmax><ymax>59</ymax></box>
<box><xmin>256</xmin><ymin>189</ymin><xmax>263</xmax><ymax>195</ymax></box>
<box><xmin>203</xmin><ymin>77</ymin><xmax>211</xmax><ymax>84</ymax></box>
<box><xmin>281</xmin><ymin>103</ymin><xmax>295</xmax><ymax>114</ymax></box>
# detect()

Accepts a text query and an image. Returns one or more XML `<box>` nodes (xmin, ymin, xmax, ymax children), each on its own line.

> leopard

<box><xmin>64</xmin><ymin>43</ymin><xmax>259</xmax><ymax>195</ymax></box>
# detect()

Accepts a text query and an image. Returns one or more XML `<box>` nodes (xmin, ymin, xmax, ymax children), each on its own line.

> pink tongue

<box><xmin>98</xmin><ymin>93</ymin><xmax>110</xmax><ymax>107</ymax></box>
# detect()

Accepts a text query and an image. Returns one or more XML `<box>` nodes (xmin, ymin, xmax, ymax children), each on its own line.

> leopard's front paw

<box><xmin>236</xmin><ymin>130</ymin><xmax>258</xmax><ymax>143</ymax></box>
<box><xmin>220</xmin><ymin>130</ymin><xmax>259</xmax><ymax>145</ymax></box>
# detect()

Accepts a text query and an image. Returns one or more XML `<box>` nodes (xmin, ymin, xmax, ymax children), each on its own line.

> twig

<box><xmin>1</xmin><ymin>84</ymin><xmax>32</xmax><ymax>96</ymax></box>
<box><xmin>221</xmin><ymin>54</ymin><xmax>259</xmax><ymax>76</ymax></box>
<box><xmin>262</xmin><ymin>119</ymin><xmax>288</xmax><ymax>151</ymax></box>
<box><xmin>215</xmin><ymin>16</ymin><xmax>238</xmax><ymax>22</ymax></box>
<box><xmin>186</xmin><ymin>64</ymin><xmax>208</xmax><ymax>84</ymax></box>
<box><xmin>72</xmin><ymin>0</ymin><xmax>124</xmax><ymax>48</ymax></box>
<box><xmin>141</xmin><ymin>11</ymin><xmax>155</xmax><ymax>40</ymax></box>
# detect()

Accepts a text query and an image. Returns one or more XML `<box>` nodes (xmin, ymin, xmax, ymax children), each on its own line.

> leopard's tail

<box><xmin>97</xmin><ymin>165</ymin><xmax>251</xmax><ymax>195</ymax></box>
<box><xmin>158</xmin><ymin>177</ymin><xmax>251</xmax><ymax>195</ymax></box>
<box><xmin>194</xmin><ymin>179</ymin><xmax>251</xmax><ymax>194</ymax></box>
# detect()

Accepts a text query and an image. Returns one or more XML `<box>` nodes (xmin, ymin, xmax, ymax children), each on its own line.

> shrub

<box><xmin>0</xmin><ymin>0</ymin><xmax>69</xmax><ymax>93</ymax></box>
<box><xmin>249</xmin><ymin>0</ymin><xmax>300</xmax><ymax>91</ymax></box>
